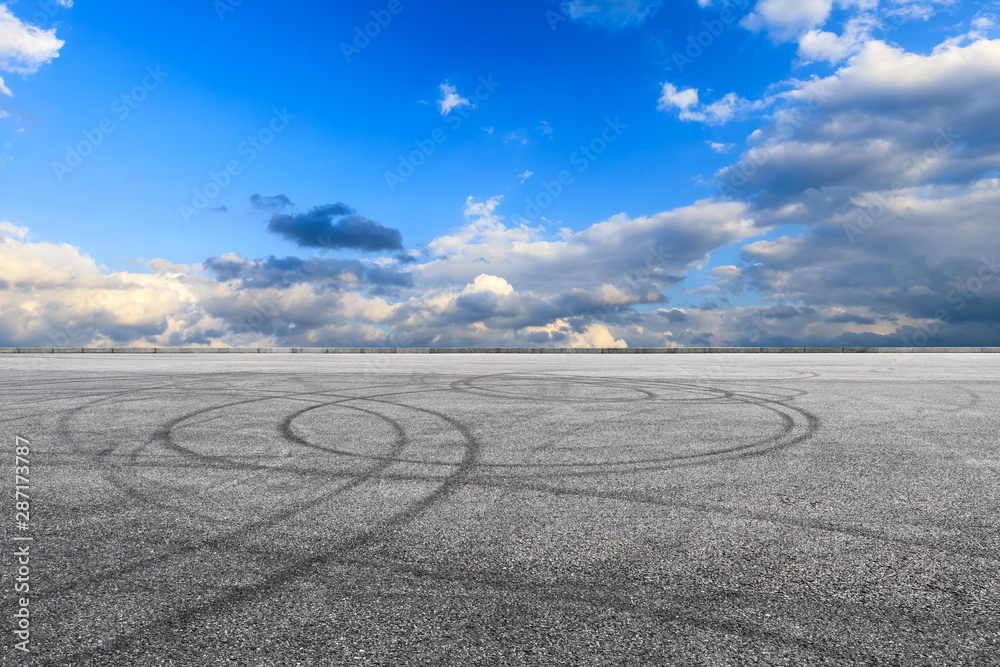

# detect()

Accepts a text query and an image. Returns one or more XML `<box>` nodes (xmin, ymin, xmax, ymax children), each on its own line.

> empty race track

<box><xmin>1</xmin><ymin>353</ymin><xmax>998</xmax><ymax>665</ymax></box>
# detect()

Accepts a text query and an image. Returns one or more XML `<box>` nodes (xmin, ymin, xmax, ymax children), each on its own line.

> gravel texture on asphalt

<box><xmin>0</xmin><ymin>353</ymin><xmax>998</xmax><ymax>666</ymax></box>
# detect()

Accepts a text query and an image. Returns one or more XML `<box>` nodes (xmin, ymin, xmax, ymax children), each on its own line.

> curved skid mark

<box><xmin>41</xmin><ymin>397</ymin><xmax>413</xmax><ymax>599</ymax></box>
<box><xmin>48</xmin><ymin>391</ymin><xmax>485</xmax><ymax>666</ymax></box>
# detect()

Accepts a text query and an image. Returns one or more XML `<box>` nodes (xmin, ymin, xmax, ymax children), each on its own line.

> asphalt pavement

<box><xmin>1</xmin><ymin>353</ymin><xmax>997</xmax><ymax>665</ymax></box>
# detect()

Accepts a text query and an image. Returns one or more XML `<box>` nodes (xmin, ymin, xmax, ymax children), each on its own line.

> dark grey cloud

<box><xmin>825</xmin><ymin>312</ymin><xmax>877</xmax><ymax>325</ymax></box>
<box><xmin>656</xmin><ymin>308</ymin><xmax>688</xmax><ymax>323</ymax></box>
<box><xmin>759</xmin><ymin>305</ymin><xmax>816</xmax><ymax>320</ymax></box>
<box><xmin>204</xmin><ymin>254</ymin><xmax>412</xmax><ymax>291</ymax></box>
<box><xmin>250</xmin><ymin>194</ymin><xmax>294</xmax><ymax>211</ymax></box>
<box><xmin>267</xmin><ymin>203</ymin><xmax>403</xmax><ymax>252</ymax></box>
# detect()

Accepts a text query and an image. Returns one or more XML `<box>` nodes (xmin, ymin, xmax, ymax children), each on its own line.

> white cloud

<box><xmin>715</xmin><ymin>38</ymin><xmax>1000</xmax><ymax>209</ymax></box>
<box><xmin>0</xmin><ymin>220</ymin><xmax>28</xmax><ymax>239</ymax></box>
<box><xmin>707</xmin><ymin>141</ymin><xmax>735</xmax><ymax>153</ymax></box>
<box><xmin>971</xmin><ymin>14</ymin><xmax>996</xmax><ymax>32</ymax></box>
<box><xmin>436</xmin><ymin>81</ymin><xmax>470</xmax><ymax>116</ymax></box>
<box><xmin>517</xmin><ymin>169</ymin><xmax>534</xmax><ymax>183</ymax></box>
<box><xmin>0</xmin><ymin>4</ymin><xmax>64</xmax><ymax>80</ymax></box>
<box><xmin>798</xmin><ymin>13</ymin><xmax>877</xmax><ymax>64</ymax></box>
<box><xmin>418</xmin><ymin>195</ymin><xmax>758</xmax><ymax>295</ymax></box>
<box><xmin>0</xmin><ymin>231</ymin><xmax>201</xmax><ymax>346</ymax></box>
<box><xmin>884</xmin><ymin>0</ymin><xmax>955</xmax><ymax>23</ymax></box>
<box><xmin>461</xmin><ymin>274</ymin><xmax>514</xmax><ymax>296</ymax></box>
<box><xmin>657</xmin><ymin>82</ymin><xmax>699</xmax><ymax>113</ymax></box>
<box><xmin>568</xmin><ymin>323</ymin><xmax>628</xmax><ymax>348</ymax></box>
<box><xmin>741</xmin><ymin>0</ymin><xmax>834</xmax><ymax>42</ymax></box>
<box><xmin>658</xmin><ymin>83</ymin><xmax>758</xmax><ymax>125</ymax></box>
<box><xmin>147</xmin><ymin>258</ymin><xmax>192</xmax><ymax>274</ymax></box>
<box><xmin>695</xmin><ymin>34</ymin><xmax>1000</xmax><ymax>346</ymax></box>
<box><xmin>6</xmin><ymin>31</ymin><xmax>1000</xmax><ymax>349</ymax></box>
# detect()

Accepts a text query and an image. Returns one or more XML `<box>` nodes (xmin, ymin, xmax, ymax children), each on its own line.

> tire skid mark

<box><xmin>45</xmin><ymin>390</ymin><xmax>484</xmax><ymax>666</ymax></box>
<box><xmin>40</xmin><ymin>388</ymin><xmax>414</xmax><ymax>598</ymax></box>
<box><xmin>447</xmin><ymin>373</ymin><xmax>818</xmax><ymax>474</ymax></box>
<box><xmin>41</xmin><ymin>380</ymin><xmax>465</xmax><ymax>600</ymax></box>
<box><xmin>38</xmin><ymin>378</ymin><xmax>422</xmax><ymax>592</ymax></box>
<box><xmin>36</xmin><ymin>365</ymin><xmax>996</xmax><ymax>664</ymax></box>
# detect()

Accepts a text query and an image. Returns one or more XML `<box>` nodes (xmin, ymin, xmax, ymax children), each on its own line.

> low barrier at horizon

<box><xmin>1</xmin><ymin>346</ymin><xmax>999</xmax><ymax>354</ymax></box>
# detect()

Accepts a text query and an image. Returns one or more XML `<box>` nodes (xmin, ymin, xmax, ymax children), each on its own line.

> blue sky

<box><xmin>1</xmin><ymin>0</ymin><xmax>999</xmax><ymax>347</ymax></box>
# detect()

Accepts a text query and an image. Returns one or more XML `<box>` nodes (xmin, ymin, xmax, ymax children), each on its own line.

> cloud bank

<box><xmin>4</xmin><ymin>29</ymin><xmax>999</xmax><ymax>349</ymax></box>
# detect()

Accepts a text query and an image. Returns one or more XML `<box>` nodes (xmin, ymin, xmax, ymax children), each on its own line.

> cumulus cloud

<box><xmin>741</xmin><ymin>0</ymin><xmax>834</xmax><ymax>42</ymax></box>
<box><xmin>0</xmin><ymin>220</ymin><xmax>28</xmax><ymax>239</ymax></box>
<box><xmin>716</xmin><ymin>38</ymin><xmax>1000</xmax><ymax>209</ymax></box>
<box><xmin>798</xmin><ymin>13</ymin><xmax>878</xmax><ymax>64</ymax></box>
<box><xmin>147</xmin><ymin>258</ymin><xmax>191</xmax><ymax>274</ymax></box>
<box><xmin>658</xmin><ymin>83</ymin><xmax>759</xmax><ymax>124</ymax></box>
<box><xmin>418</xmin><ymin>194</ymin><xmax>757</xmax><ymax>298</ymax></box>
<box><xmin>657</xmin><ymin>83</ymin><xmax>699</xmax><ymax>113</ymax></box>
<box><xmin>739</xmin><ymin>181</ymin><xmax>1000</xmax><ymax>325</ymax></box>
<box><xmin>699</xmin><ymin>36</ymin><xmax>1000</xmax><ymax>347</ymax></box>
<box><xmin>0</xmin><ymin>191</ymin><xmax>761</xmax><ymax>348</ymax></box>
<box><xmin>203</xmin><ymin>253</ymin><xmax>412</xmax><ymax>291</ymax></box>
<box><xmin>0</xmin><ymin>231</ymin><xmax>197</xmax><ymax>347</ymax></box>
<box><xmin>0</xmin><ymin>4</ymin><xmax>64</xmax><ymax>96</ymax></box>
<box><xmin>6</xmin><ymin>32</ymin><xmax>1000</xmax><ymax>349</ymax></box>
<box><xmin>0</xmin><ymin>226</ymin><xmax>417</xmax><ymax>347</ymax></box>
<box><xmin>266</xmin><ymin>202</ymin><xmax>404</xmax><ymax>252</ymax></box>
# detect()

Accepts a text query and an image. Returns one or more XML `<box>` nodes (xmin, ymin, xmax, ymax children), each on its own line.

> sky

<box><xmin>1</xmin><ymin>0</ymin><xmax>998</xmax><ymax>348</ymax></box>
